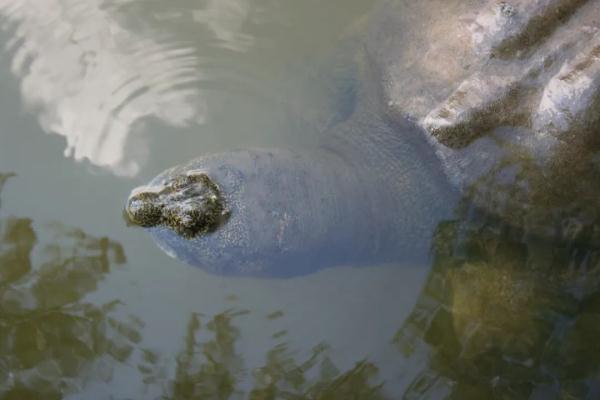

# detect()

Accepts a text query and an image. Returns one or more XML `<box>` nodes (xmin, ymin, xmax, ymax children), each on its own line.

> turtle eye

<box><xmin>167</xmin><ymin>173</ymin><xmax>207</xmax><ymax>192</ymax></box>
<box><xmin>160</xmin><ymin>195</ymin><xmax>230</xmax><ymax>239</ymax></box>
<box><xmin>185</xmin><ymin>172</ymin><xmax>210</xmax><ymax>185</ymax></box>
<box><xmin>170</xmin><ymin>175</ymin><xmax>189</xmax><ymax>190</ymax></box>
<box><xmin>134</xmin><ymin>191</ymin><xmax>159</xmax><ymax>202</ymax></box>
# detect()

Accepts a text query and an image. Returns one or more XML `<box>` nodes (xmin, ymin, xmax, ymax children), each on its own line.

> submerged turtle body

<box><xmin>126</xmin><ymin>0</ymin><xmax>600</xmax><ymax>276</ymax></box>
<box><xmin>371</xmin><ymin>0</ymin><xmax>600</xmax><ymax>238</ymax></box>
<box><xmin>127</xmin><ymin>116</ymin><xmax>456</xmax><ymax>277</ymax></box>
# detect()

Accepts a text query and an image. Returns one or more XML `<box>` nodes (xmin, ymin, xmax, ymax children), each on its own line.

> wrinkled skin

<box><xmin>127</xmin><ymin>0</ymin><xmax>600</xmax><ymax>276</ymax></box>
<box><xmin>127</xmin><ymin>115</ymin><xmax>456</xmax><ymax>277</ymax></box>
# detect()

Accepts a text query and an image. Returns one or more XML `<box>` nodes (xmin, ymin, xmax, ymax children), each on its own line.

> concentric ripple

<box><xmin>0</xmin><ymin>0</ymin><xmax>208</xmax><ymax>176</ymax></box>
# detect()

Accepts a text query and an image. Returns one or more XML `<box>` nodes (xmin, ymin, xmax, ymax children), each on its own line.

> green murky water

<box><xmin>0</xmin><ymin>0</ymin><xmax>599</xmax><ymax>399</ymax></box>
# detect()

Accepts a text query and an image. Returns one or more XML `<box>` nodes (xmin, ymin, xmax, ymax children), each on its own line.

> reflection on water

<box><xmin>0</xmin><ymin>173</ymin><xmax>143</xmax><ymax>398</ymax></box>
<box><xmin>0</xmin><ymin>0</ymin><xmax>374</xmax><ymax>177</ymax></box>
<box><xmin>0</xmin><ymin>172</ymin><xmax>397</xmax><ymax>399</ymax></box>
<box><xmin>169</xmin><ymin>311</ymin><xmax>245</xmax><ymax>399</ymax></box>
<box><xmin>3</xmin><ymin>171</ymin><xmax>600</xmax><ymax>399</ymax></box>
<box><xmin>0</xmin><ymin>0</ymin><xmax>600</xmax><ymax>397</ymax></box>
<box><xmin>190</xmin><ymin>0</ymin><xmax>255</xmax><ymax>52</ymax></box>
<box><xmin>0</xmin><ymin>0</ymin><xmax>205</xmax><ymax>176</ymax></box>
<box><xmin>0</xmin><ymin>173</ymin><xmax>14</xmax><ymax>207</ymax></box>
<box><xmin>152</xmin><ymin>310</ymin><xmax>386</xmax><ymax>400</ymax></box>
<box><xmin>5</xmin><ymin>167</ymin><xmax>600</xmax><ymax>399</ymax></box>
<box><xmin>395</xmin><ymin>199</ymin><xmax>600</xmax><ymax>399</ymax></box>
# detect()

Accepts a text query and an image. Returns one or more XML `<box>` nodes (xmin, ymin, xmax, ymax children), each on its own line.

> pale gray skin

<box><xmin>126</xmin><ymin>92</ymin><xmax>457</xmax><ymax>277</ymax></box>
<box><xmin>126</xmin><ymin>0</ymin><xmax>600</xmax><ymax>276</ymax></box>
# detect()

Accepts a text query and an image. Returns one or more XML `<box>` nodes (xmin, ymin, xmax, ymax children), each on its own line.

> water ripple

<box><xmin>0</xmin><ymin>0</ymin><xmax>207</xmax><ymax>176</ymax></box>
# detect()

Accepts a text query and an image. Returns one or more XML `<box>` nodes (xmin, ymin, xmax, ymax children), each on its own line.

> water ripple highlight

<box><xmin>0</xmin><ymin>0</ymin><xmax>207</xmax><ymax>176</ymax></box>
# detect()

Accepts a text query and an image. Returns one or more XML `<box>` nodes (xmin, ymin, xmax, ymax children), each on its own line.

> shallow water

<box><xmin>0</xmin><ymin>0</ymin><xmax>599</xmax><ymax>399</ymax></box>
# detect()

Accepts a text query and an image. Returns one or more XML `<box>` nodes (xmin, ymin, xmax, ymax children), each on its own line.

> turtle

<box><xmin>124</xmin><ymin>95</ymin><xmax>457</xmax><ymax>277</ymax></box>
<box><xmin>125</xmin><ymin>0</ymin><xmax>600</xmax><ymax>277</ymax></box>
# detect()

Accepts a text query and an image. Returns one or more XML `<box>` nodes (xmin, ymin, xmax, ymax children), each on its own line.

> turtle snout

<box><xmin>125</xmin><ymin>192</ymin><xmax>162</xmax><ymax>227</ymax></box>
<box><xmin>125</xmin><ymin>171</ymin><xmax>231</xmax><ymax>238</ymax></box>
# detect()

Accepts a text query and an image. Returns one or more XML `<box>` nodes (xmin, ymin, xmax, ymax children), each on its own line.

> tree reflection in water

<box><xmin>0</xmin><ymin>173</ymin><xmax>143</xmax><ymax>399</ymax></box>
<box><xmin>0</xmin><ymin>172</ymin><xmax>396</xmax><ymax>399</ymax></box>
<box><xmin>13</xmin><ymin>158</ymin><xmax>600</xmax><ymax>399</ymax></box>
<box><xmin>395</xmin><ymin>200</ymin><xmax>600</xmax><ymax>399</ymax></box>
<box><xmin>169</xmin><ymin>310</ymin><xmax>245</xmax><ymax>399</ymax></box>
<box><xmin>157</xmin><ymin>309</ymin><xmax>386</xmax><ymax>400</ymax></box>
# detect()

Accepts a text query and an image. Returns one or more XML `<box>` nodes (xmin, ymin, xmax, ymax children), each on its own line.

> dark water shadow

<box><xmin>386</xmin><ymin>116</ymin><xmax>600</xmax><ymax>398</ymax></box>
<box><xmin>394</xmin><ymin>195</ymin><xmax>600</xmax><ymax>399</ymax></box>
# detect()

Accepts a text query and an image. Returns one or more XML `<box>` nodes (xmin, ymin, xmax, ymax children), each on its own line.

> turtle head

<box><xmin>125</xmin><ymin>171</ymin><xmax>230</xmax><ymax>239</ymax></box>
<box><xmin>123</xmin><ymin>149</ymin><xmax>398</xmax><ymax>276</ymax></box>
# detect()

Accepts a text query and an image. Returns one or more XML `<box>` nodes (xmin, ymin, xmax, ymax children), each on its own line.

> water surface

<box><xmin>0</xmin><ymin>0</ymin><xmax>599</xmax><ymax>399</ymax></box>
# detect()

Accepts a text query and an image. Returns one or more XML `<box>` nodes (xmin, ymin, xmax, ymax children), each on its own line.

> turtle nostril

<box><xmin>125</xmin><ymin>192</ymin><xmax>163</xmax><ymax>227</ymax></box>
